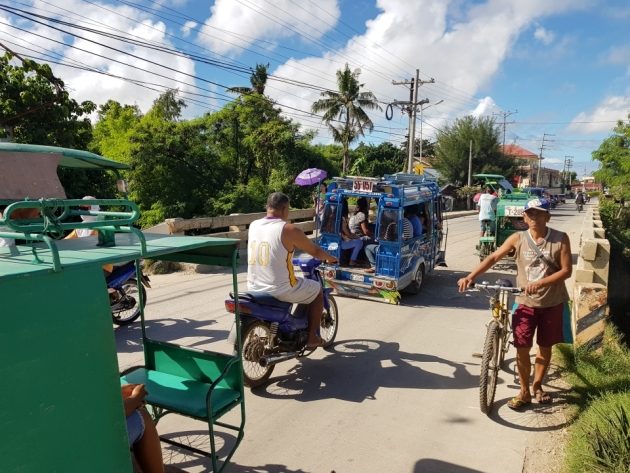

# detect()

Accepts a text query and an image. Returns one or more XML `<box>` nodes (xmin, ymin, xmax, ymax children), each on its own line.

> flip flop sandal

<box><xmin>507</xmin><ymin>396</ymin><xmax>531</xmax><ymax>410</ymax></box>
<box><xmin>535</xmin><ymin>390</ymin><xmax>552</xmax><ymax>404</ymax></box>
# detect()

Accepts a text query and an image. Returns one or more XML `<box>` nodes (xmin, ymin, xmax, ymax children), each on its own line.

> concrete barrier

<box><xmin>571</xmin><ymin>202</ymin><xmax>611</xmax><ymax>348</ymax></box>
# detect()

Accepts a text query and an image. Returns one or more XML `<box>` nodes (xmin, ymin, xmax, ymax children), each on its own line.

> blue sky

<box><xmin>2</xmin><ymin>0</ymin><xmax>629</xmax><ymax>177</ymax></box>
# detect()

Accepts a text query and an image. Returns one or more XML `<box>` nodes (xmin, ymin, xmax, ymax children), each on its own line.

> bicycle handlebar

<box><xmin>469</xmin><ymin>282</ymin><xmax>523</xmax><ymax>294</ymax></box>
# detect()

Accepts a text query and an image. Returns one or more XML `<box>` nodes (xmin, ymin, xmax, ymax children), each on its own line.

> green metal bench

<box><xmin>121</xmin><ymin>338</ymin><xmax>245</xmax><ymax>470</ymax></box>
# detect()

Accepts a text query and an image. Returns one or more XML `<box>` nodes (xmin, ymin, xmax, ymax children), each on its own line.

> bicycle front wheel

<box><xmin>479</xmin><ymin>320</ymin><xmax>501</xmax><ymax>415</ymax></box>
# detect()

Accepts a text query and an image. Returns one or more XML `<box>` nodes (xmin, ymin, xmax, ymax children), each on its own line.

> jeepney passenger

<box><xmin>364</xmin><ymin>214</ymin><xmax>412</xmax><ymax>273</ymax></box>
<box><xmin>404</xmin><ymin>205</ymin><xmax>423</xmax><ymax>238</ymax></box>
<box><xmin>349</xmin><ymin>197</ymin><xmax>374</xmax><ymax>241</ymax></box>
<box><xmin>340</xmin><ymin>199</ymin><xmax>363</xmax><ymax>267</ymax></box>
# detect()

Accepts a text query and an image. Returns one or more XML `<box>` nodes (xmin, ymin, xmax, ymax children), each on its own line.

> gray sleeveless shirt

<box><xmin>515</xmin><ymin>228</ymin><xmax>569</xmax><ymax>308</ymax></box>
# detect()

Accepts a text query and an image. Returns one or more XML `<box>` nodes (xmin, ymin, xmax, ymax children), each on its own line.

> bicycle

<box><xmin>469</xmin><ymin>280</ymin><xmax>522</xmax><ymax>414</ymax></box>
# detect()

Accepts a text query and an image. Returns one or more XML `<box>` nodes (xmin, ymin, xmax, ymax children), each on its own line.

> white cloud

<box><xmin>567</xmin><ymin>95</ymin><xmax>630</xmax><ymax>134</ymax></box>
<box><xmin>1</xmin><ymin>0</ymin><xmax>198</xmax><ymax>115</ymax></box>
<box><xmin>601</xmin><ymin>45</ymin><xmax>630</xmax><ymax>66</ymax></box>
<box><xmin>471</xmin><ymin>97</ymin><xmax>498</xmax><ymax>117</ymax></box>
<box><xmin>181</xmin><ymin>20</ymin><xmax>197</xmax><ymax>37</ymax></box>
<box><xmin>533</xmin><ymin>26</ymin><xmax>555</xmax><ymax>45</ymax></box>
<box><xmin>264</xmin><ymin>0</ymin><xmax>581</xmax><ymax>140</ymax></box>
<box><xmin>196</xmin><ymin>0</ymin><xmax>341</xmax><ymax>55</ymax></box>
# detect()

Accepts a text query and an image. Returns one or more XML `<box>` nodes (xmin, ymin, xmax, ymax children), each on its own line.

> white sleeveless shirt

<box><xmin>247</xmin><ymin>217</ymin><xmax>297</xmax><ymax>294</ymax></box>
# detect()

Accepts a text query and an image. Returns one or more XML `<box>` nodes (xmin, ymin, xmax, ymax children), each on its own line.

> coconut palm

<box><xmin>312</xmin><ymin>64</ymin><xmax>381</xmax><ymax>174</ymax></box>
<box><xmin>228</xmin><ymin>63</ymin><xmax>269</xmax><ymax>96</ymax></box>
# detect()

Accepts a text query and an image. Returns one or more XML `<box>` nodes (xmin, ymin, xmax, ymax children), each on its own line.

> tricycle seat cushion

<box><xmin>479</xmin><ymin>236</ymin><xmax>495</xmax><ymax>243</ymax></box>
<box><xmin>121</xmin><ymin>368</ymin><xmax>241</xmax><ymax>420</ymax></box>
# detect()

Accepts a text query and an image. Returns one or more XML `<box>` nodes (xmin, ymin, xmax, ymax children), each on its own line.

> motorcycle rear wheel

<box><xmin>241</xmin><ymin>320</ymin><xmax>275</xmax><ymax>388</ymax></box>
<box><xmin>111</xmin><ymin>279</ymin><xmax>146</xmax><ymax>326</ymax></box>
<box><xmin>320</xmin><ymin>295</ymin><xmax>339</xmax><ymax>349</ymax></box>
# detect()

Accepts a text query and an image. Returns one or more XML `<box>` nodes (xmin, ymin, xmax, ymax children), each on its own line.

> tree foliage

<box><xmin>593</xmin><ymin>113</ymin><xmax>630</xmax><ymax>201</ymax></box>
<box><xmin>434</xmin><ymin>115</ymin><xmax>517</xmax><ymax>184</ymax></box>
<box><xmin>312</xmin><ymin>64</ymin><xmax>381</xmax><ymax>174</ymax></box>
<box><xmin>0</xmin><ymin>52</ymin><xmax>94</xmax><ymax>147</ymax></box>
<box><xmin>350</xmin><ymin>142</ymin><xmax>405</xmax><ymax>176</ymax></box>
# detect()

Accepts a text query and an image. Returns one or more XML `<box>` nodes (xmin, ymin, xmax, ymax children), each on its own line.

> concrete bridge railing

<box><xmin>572</xmin><ymin>202</ymin><xmax>611</xmax><ymax>348</ymax></box>
<box><xmin>146</xmin><ymin>208</ymin><xmax>477</xmax><ymax>248</ymax></box>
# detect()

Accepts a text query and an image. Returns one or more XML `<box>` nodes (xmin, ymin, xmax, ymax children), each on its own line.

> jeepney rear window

<box><xmin>378</xmin><ymin>209</ymin><xmax>398</xmax><ymax>241</ymax></box>
<box><xmin>321</xmin><ymin>203</ymin><xmax>337</xmax><ymax>234</ymax></box>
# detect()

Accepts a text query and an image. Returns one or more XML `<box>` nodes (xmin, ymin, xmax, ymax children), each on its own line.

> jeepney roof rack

<box><xmin>383</xmin><ymin>172</ymin><xmax>438</xmax><ymax>185</ymax></box>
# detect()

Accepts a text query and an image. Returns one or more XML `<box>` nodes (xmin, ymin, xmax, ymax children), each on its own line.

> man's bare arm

<box><xmin>283</xmin><ymin>224</ymin><xmax>337</xmax><ymax>262</ymax></box>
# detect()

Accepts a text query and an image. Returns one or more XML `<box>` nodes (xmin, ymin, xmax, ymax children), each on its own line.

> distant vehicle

<box><xmin>473</xmin><ymin>174</ymin><xmax>515</xmax><ymax>195</ymax></box>
<box><xmin>523</xmin><ymin>187</ymin><xmax>545</xmax><ymax>198</ymax></box>
<box><xmin>556</xmin><ymin>194</ymin><xmax>566</xmax><ymax>204</ymax></box>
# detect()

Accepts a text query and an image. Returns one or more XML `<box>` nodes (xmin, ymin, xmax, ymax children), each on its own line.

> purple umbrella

<box><xmin>294</xmin><ymin>168</ymin><xmax>327</xmax><ymax>186</ymax></box>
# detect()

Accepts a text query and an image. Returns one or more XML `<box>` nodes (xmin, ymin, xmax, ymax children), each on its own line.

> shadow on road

<box><xmin>114</xmin><ymin>318</ymin><xmax>229</xmax><ymax>354</ymax></box>
<box><xmin>414</xmin><ymin>458</ymin><xmax>484</xmax><ymax>472</ymax></box>
<box><xmin>255</xmin><ymin>338</ymin><xmax>477</xmax><ymax>403</ymax></box>
<box><xmin>402</xmin><ymin>268</ymin><xmax>517</xmax><ymax>311</ymax></box>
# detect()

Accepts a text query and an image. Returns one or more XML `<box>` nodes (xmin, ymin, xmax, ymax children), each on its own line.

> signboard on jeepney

<box><xmin>352</xmin><ymin>178</ymin><xmax>375</xmax><ymax>193</ymax></box>
<box><xmin>503</xmin><ymin>205</ymin><xmax>524</xmax><ymax>217</ymax></box>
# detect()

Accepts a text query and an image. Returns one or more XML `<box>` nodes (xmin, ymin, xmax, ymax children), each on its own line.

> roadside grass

<box><xmin>555</xmin><ymin>326</ymin><xmax>630</xmax><ymax>473</ymax></box>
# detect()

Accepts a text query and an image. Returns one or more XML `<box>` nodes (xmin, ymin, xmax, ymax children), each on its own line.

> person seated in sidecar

<box><xmin>247</xmin><ymin>192</ymin><xmax>337</xmax><ymax>349</ymax></box>
<box><xmin>122</xmin><ymin>383</ymin><xmax>164</xmax><ymax>473</ymax></box>
<box><xmin>340</xmin><ymin>199</ymin><xmax>363</xmax><ymax>266</ymax></box>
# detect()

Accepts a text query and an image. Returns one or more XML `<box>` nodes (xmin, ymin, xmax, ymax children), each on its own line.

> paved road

<box><xmin>116</xmin><ymin>202</ymin><xmax>586</xmax><ymax>473</ymax></box>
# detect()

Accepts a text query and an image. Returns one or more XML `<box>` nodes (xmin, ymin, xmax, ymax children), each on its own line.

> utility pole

<box><xmin>493</xmin><ymin>109</ymin><xmax>518</xmax><ymax>152</ymax></box>
<box><xmin>537</xmin><ymin>133</ymin><xmax>554</xmax><ymax>186</ymax></box>
<box><xmin>392</xmin><ymin>69</ymin><xmax>434</xmax><ymax>172</ymax></box>
<box><xmin>563</xmin><ymin>155</ymin><xmax>573</xmax><ymax>190</ymax></box>
<box><xmin>467</xmin><ymin>140</ymin><xmax>473</xmax><ymax>210</ymax></box>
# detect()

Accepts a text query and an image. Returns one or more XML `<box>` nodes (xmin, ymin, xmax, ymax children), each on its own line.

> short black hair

<box><xmin>267</xmin><ymin>192</ymin><xmax>290</xmax><ymax>210</ymax></box>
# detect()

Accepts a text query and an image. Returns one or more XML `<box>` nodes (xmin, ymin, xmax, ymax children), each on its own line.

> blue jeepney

<box><xmin>317</xmin><ymin>173</ymin><xmax>447</xmax><ymax>304</ymax></box>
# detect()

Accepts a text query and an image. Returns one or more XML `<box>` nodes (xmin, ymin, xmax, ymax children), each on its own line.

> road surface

<box><xmin>117</xmin><ymin>202</ymin><xmax>585</xmax><ymax>473</ymax></box>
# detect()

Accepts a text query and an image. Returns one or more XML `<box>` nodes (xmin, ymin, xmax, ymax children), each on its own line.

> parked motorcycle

<box><xmin>225</xmin><ymin>255</ymin><xmax>339</xmax><ymax>388</ymax></box>
<box><xmin>108</xmin><ymin>261</ymin><xmax>151</xmax><ymax>325</ymax></box>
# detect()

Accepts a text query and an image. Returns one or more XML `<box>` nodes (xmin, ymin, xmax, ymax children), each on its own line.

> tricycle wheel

<box><xmin>111</xmin><ymin>280</ymin><xmax>146</xmax><ymax>326</ymax></box>
<box><xmin>478</xmin><ymin>242</ymin><xmax>493</xmax><ymax>262</ymax></box>
<box><xmin>241</xmin><ymin>320</ymin><xmax>275</xmax><ymax>388</ymax></box>
<box><xmin>320</xmin><ymin>295</ymin><xmax>339</xmax><ymax>349</ymax></box>
<box><xmin>404</xmin><ymin>263</ymin><xmax>425</xmax><ymax>295</ymax></box>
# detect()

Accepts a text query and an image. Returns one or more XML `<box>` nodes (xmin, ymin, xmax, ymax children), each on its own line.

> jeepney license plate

<box><xmin>352</xmin><ymin>179</ymin><xmax>374</xmax><ymax>192</ymax></box>
<box><xmin>350</xmin><ymin>273</ymin><xmax>364</xmax><ymax>282</ymax></box>
<box><xmin>504</xmin><ymin>206</ymin><xmax>524</xmax><ymax>217</ymax></box>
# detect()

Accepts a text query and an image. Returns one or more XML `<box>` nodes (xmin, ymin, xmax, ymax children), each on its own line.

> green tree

<box><xmin>90</xmin><ymin>100</ymin><xmax>142</xmax><ymax>163</ymax></box>
<box><xmin>311</xmin><ymin>64</ymin><xmax>381</xmax><ymax>174</ymax></box>
<box><xmin>350</xmin><ymin>142</ymin><xmax>405</xmax><ymax>176</ymax></box>
<box><xmin>0</xmin><ymin>52</ymin><xmax>94</xmax><ymax>147</ymax></box>
<box><xmin>228</xmin><ymin>63</ymin><xmax>269</xmax><ymax>96</ymax></box>
<box><xmin>127</xmin><ymin>91</ymin><xmax>226</xmax><ymax>226</ymax></box>
<box><xmin>434</xmin><ymin>115</ymin><xmax>517</xmax><ymax>184</ymax></box>
<box><xmin>592</xmin><ymin>113</ymin><xmax>630</xmax><ymax>201</ymax></box>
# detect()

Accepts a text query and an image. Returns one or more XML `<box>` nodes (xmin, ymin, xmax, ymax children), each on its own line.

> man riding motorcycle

<box><xmin>247</xmin><ymin>192</ymin><xmax>337</xmax><ymax>349</ymax></box>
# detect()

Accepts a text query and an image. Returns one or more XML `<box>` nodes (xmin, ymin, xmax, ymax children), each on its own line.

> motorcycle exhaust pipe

<box><xmin>259</xmin><ymin>351</ymin><xmax>300</xmax><ymax>368</ymax></box>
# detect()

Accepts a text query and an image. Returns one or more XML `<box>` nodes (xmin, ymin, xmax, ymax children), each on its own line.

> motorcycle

<box><xmin>225</xmin><ymin>254</ymin><xmax>339</xmax><ymax>388</ymax></box>
<box><xmin>576</xmin><ymin>200</ymin><xmax>584</xmax><ymax>212</ymax></box>
<box><xmin>107</xmin><ymin>260</ymin><xmax>151</xmax><ymax>325</ymax></box>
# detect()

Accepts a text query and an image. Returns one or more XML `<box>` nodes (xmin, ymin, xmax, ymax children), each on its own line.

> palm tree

<box><xmin>228</xmin><ymin>63</ymin><xmax>269</xmax><ymax>96</ymax></box>
<box><xmin>312</xmin><ymin>64</ymin><xmax>381</xmax><ymax>174</ymax></box>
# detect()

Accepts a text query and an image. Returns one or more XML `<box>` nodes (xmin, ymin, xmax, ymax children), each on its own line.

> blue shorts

<box><xmin>126</xmin><ymin>410</ymin><xmax>145</xmax><ymax>447</ymax></box>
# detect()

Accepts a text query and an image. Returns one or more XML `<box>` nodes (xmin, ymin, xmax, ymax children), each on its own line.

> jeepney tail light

<box><xmin>324</xmin><ymin>269</ymin><xmax>335</xmax><ymax>279</ymax></box>
<box><xmin>374</xmin><ymin>279</ymin><xmax>384</xmax><ymax>288</ymax></box>
<box><xmin>385</xmin><ymin>281</ymin><xmax>395</xmax><ymax>290</ymax></box>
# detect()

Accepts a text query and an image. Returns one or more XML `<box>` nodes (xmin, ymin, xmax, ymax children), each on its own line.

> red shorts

<box><xmin>512</xmin><ymin>303</ymin><xmax>564</xmax><ymax>348</ymax></box>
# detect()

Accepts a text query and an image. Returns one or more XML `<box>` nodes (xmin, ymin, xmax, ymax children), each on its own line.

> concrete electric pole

<box><xmin>493</xmin><ymin>109</ymin><xmax>518</xmax><ymax>152</ymax></box>
<box><xmin>391</xmin><ymin>70</ymin><xmax>434</xmax><ymax>172</ymax></box>
<box><xmin>537</xmin><ymin>133</ymin><xmax>554</xmax><ymax>186</ymax></box>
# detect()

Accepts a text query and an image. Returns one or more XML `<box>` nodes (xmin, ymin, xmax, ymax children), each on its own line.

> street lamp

<box><xmin>418</xmin><ymin>99</ymin><xmax>444</xmax><ymax>166</ymax></box>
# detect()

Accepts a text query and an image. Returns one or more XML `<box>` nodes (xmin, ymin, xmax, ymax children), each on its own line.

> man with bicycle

<box><xmin>458</xmin><ymin>198</ymin><xmax>572</xmax><ymax>410</ymax></box>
